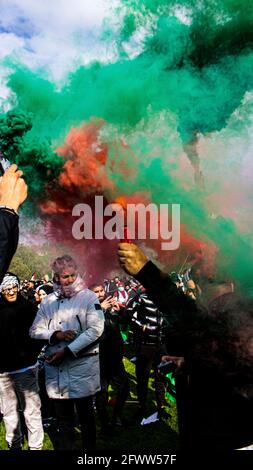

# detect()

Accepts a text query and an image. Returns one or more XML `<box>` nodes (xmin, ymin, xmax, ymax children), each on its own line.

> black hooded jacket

<box><xmin>136</xmin><ymin>261</ymin><xmax>253</xmax><ymax>450</ymax></box>
<box><xmin>99</xmin><ymin>307</ymin><xmax>125</xmax><ymax>370</ymax></box>
<box><xmin>0</xmin><ymin>293</ymin><xmax>43</xmax><ymax>373</ymax></box>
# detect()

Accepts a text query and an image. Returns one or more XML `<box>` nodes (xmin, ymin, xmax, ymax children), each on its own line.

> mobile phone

<box><xmin>157</xmin><ymin>360</ymin><xmax>176</xmax><ymax>374</ymax></box>
<box><xmin>0</xmin><ymin>152</ymin><xmax>11</xmax><ymax>176</ymax></box>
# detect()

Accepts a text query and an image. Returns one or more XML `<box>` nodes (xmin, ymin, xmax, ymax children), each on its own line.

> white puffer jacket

<box><xmin>30</xmin><ymin>289</ymin><xmax>104</xmax><ymax>399</ymax></box>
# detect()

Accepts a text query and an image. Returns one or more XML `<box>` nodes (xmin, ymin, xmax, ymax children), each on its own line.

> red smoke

<box><xmin>41</xmin><ymin>120</ymin><xmax>114</xmax><ymax>214</ymax></box>
<box><xmin>58</xmin><ymin>121</ymin><xmax>113</xmax><ymax>195</ymax></box>
<box><xmin>40</xmin><ymin>121</ymin><xmax>213</xmax><ymax>283</ymax></box>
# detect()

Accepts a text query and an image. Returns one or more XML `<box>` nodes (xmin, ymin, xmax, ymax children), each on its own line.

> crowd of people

<box><xmin>0</xmin><ymin>266</ymin><xmax>177</xmax><ymax>449</ymax></box>
<box><xmin>0</xmin><ymin>164</ymin><xmax>252</xmax><ymax>452</ymax></box>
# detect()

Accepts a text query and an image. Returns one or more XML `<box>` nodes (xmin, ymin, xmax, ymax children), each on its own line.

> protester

<box><xmin>113</xmin><ymin>281</ymin><xmax>129</xmax><ymax>306</ymax></box>
<box><xmin>30</xmin><ymin>255</ymin><xmax>104</xmax><ymax>450</ymax></box>
<box><xmin>125</xmin><ymin>291</ymin><xmax>169</xmax><ymax>419</ymax></box>
<box><xmin>91</xmin><ymin>283</ymin><xmax>129</xmax><ymax>433</ymax></box>
<box><xmin>118</xmin><ymin>242</ymin><xmax>253</xmax><ymax>450</ymax></box>
<box><xmin>0</xmin><ymin>272</ymin><xmax>44</xmax><ymax>450</ymax></box>
<box><xmin>37</xmin><ymin>284</ymin><xmax>54</xmax><ymax>304</ymax></box>
<box><xmin>35</xmin><ymin>283</ymin><xmax>56</xmax><ymax>430</ymax></box>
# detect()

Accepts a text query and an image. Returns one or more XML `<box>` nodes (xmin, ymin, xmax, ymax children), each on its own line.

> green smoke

<box><xmin>1</xmin><ymin>0</ymin><xmax>253</xmax><ymax>289</ymax></box>
<box><xmin>0</xmin><ymin>109</ymin><xmax>62</xmax><ymax>212</ymax></box>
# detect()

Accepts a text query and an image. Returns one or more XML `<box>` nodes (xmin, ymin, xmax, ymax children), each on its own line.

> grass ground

<box><xmin>0</xmin><ymin>357</ymin><xmax>179</xmax><ymax>451</ymax></box>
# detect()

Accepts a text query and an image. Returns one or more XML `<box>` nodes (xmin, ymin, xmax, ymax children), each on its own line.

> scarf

<box><xmin>53</xmin><ymin>274</ymin><xmax>85</xmax><ymax>299</ymax></box>
<box><xmin>0</xmin><ymin>274</ymin><xmax>20</xmax><ymax>292</ymax></box>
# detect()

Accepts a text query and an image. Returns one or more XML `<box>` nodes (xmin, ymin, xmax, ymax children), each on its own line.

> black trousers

<box><xmin>96</xmin><ymin>361</ymin><xmax>129</xmax><ymax>428</ymax></box>
<box><xmin>53</xmin><ymin>396</ymin><xmax>96</xmax><ymax>450</ymax></box>
<box><xmin>38</xmin><ymin>369</ymin><xmax>56</xmax><ymax>420</ymax></box>
<box><xmin>135</xmin><ymin>344</ymin><xmax>167</xmax><ymax>412</ymax></box>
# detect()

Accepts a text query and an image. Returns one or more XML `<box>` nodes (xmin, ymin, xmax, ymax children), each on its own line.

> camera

<box><xmin>157</xmin><ymin>360</ymin><xmax>176</xmax><ymax>374</ymax></box>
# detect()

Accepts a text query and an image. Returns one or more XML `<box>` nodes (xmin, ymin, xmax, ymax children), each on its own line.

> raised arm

<box><xmin>0</xmin><ymin>165</ymin><xmax>27</xmax><ymax>281</ymax></box>
<box><xmin>118</xmin><ymin>242</ymin><xmax>198</xmax><ymax>322</ymax></box>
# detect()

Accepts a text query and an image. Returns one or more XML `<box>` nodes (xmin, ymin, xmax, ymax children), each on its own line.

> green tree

<box><xmin>9</xmin><ymin>244</ymin><xmax>52</xmax><ymax>280</ymax></box>
<box><xmin>8</xmin><ymin>256</ymin><xmax>30</xmax><ymax>280</ymax></box>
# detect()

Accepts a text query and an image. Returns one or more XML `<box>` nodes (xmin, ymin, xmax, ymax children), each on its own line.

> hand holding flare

<box><xmin>115</xmin><ymin>196</ymin><xmax>149</xmax><ymax>274</ymax></box>
<box><xmin>114</xmin><ymin>196</ymin><xmax>133</xmax><ymax>244</ymax></box>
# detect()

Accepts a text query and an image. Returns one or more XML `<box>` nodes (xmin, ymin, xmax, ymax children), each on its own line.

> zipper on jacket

<box><xmin>76</xmin><ymin>315</ymin><xmax>83</xmax><ymax>331</ymax></box>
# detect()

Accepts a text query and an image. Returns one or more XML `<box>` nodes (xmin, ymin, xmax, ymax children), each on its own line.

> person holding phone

<box><xmin>0</xmin><ymin>163</ymin><xmax>27</xmax><ymax>282</ymax></box>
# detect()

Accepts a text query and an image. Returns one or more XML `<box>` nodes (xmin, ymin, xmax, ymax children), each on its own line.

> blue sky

<box><xmin>0</xmin><ymin>0</ymin><xmax>122</xmax><ymax>108</ymax></box>
<box><xmin>0</xmin><ymin>0</ymin><xmax>119</xmax><ymax>79</ymax></box>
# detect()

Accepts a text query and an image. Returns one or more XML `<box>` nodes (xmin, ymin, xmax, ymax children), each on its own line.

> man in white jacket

<box><xmin>30</xmin><ymin>255</ymin><xmax>104</xmax><ymax>450</ymax></box>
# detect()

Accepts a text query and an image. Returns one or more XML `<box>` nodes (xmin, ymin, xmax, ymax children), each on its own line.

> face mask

<box><xmin>118</xmin><ymin>287</ymin><xmax>124</xmax><ymax>292</ymax></box>
<box><xmin>54</xmin><ymin>274</ymin><xmax>85</xmax><ymax>298</ymax></box>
